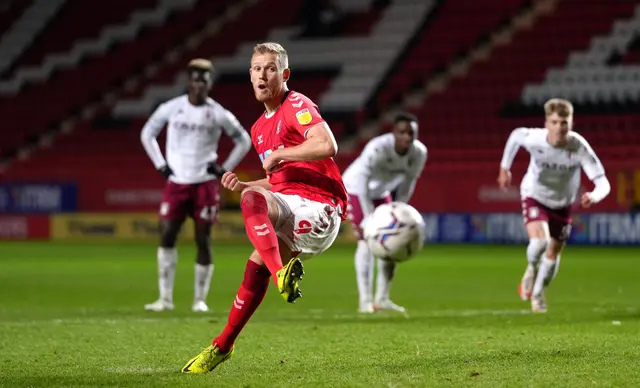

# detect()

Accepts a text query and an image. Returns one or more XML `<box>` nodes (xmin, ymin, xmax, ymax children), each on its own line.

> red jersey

<box><xmin>251</xmin><ymin>90</ymin><xmax>347</xmax><ymax>218</ymax></box>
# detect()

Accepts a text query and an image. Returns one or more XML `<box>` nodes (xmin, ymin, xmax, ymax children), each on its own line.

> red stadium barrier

<box><xmin>0</xmin><ymin>215</ymin><xmax>50</xmax><ymax>240</ymax></box>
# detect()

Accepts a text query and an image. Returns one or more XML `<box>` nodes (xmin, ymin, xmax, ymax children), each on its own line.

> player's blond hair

<box><xmin>544</xmin><ymin>98</ymin><xmax>573</xmax><ymax>118</ymax></box>
<box><xmin>187</xmin><ymin>58</ymin><xmax>213</xmax><ymax>72</ymax></box>
<box><xmin>253</xmin><ymin>42</ymin><xmax>289</xmax><ymax>70</ymax></box>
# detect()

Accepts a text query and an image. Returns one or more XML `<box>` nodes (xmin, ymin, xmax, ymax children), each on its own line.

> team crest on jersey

<box><xmin>296</xmin><ymin>108</ymin><xmax>312</xmax><ymax>125</ymax></box>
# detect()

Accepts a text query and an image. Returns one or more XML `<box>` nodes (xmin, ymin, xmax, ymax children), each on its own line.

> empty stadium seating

<box><xmin>1</xmin><ymin>0</ymin><xmax>639</xmax><ymax>214</ymax></box>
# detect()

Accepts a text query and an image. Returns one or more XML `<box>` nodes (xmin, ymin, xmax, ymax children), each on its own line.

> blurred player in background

<box><xmin>342</xmin><ymin>113</ymin><xmax>427</xmax><ymax>314</ymax></box>
<box><xmin>498</xmin><ymin>98</ymin><xmax>610</xmax><ymax>313</ymax></box>
<box><xmin>140</xmin><ymin>59</ymin><xmax>252</xmax><ymax>313</ymax></box>
<box><xmin>182</xmin><ymin>42</ymin><xmax>347</xmax><ymax>374</ymax></box>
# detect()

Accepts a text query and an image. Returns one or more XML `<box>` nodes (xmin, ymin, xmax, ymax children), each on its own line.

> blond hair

<box><xmin>253</xmin><ymin>42</ymin><xmax>289</xmax><ymax>70</ymax></box>
<box><xmin>544</xmin><ymin>98</ymin><xmax>573</xmax><ymax>117</ymax></box>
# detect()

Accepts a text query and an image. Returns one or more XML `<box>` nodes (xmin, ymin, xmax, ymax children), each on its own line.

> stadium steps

<box><xmin>0</xmin><ymin>0</ymin><xmax>66</xmax><ymax>77</ymax></box>
<box><xmin>7</xmin><ymin>0</ymin><xmax>158</xmax><ymax>73</ymax></box>
<box><xmin>0</xmin><ymin>0</ymin><xmax>198</xmax><ymax>95</ymax></box>
<box><xmin>0</xmin><ymin>0</ymin><xmax>260</xmax><ymax>180</ymax></box>
<box><xmin>0</xmin><ymin>1</ymin><xmax>33</xmax><ymax>40</ymax></box>
<box><xmin>111</xmin><ymin>0</ymin><xmax>433</xmax><ymax>119</ymax></box>
<box><xmin>409</xmin><ymin>0</ymin><xmax>638</xmax><ymax>150</ymax></box>
<box><xmin>0</xmin><ymin>0</ymin><xmax>242</xmax><ymax>165</ymax></box>
<box><xmin>0</xmin><ymin>0</ymin><xmax>392</xmax><ymax>184</ymax></box>
<box><xmin>339</xmin><ymin>0</ymin><xmax>533</xmax><ymax>153</ymax></box>
<box><xmin>519</xmin><ymin>3</ymin><xmax>640</xmax><ymax>106</ymax></box>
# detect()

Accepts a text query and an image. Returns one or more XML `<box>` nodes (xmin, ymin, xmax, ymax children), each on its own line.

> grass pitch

<box><xmin>0</xmin><ymin>242</ymin><xmax>639</xmax><ymax>387</ymax></box>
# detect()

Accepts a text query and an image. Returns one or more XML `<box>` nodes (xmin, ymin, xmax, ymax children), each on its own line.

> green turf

<box><xmin>0</xmin><ymin>241</ymin><xmax>639</xmax><ymax>387</ymax></box>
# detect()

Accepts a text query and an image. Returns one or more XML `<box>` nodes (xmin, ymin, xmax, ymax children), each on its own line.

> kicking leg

<box><xmin>182</xmin><ymin>240</ymin><xmax>294</xmax><ymax>374</ymax></box>
<box><xmin>239</xmin><ymin>187</ymin><xmax>303</xmax><ymax>302</ymax></box>
<box><xmin>145</xmin><ymin>218</ymin><xmax>183</xmax><ymax>311</ymax></box>
<box><xmin>193</xmin><ymin>221</ymin><xmax>214</xmax><ymax>312</ymax></box>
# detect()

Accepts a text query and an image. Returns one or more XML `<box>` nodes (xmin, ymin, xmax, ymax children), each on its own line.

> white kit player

<box><xmin>141</xmin><ymin>59</ymin><xmax>252</xmax><ymax>312</ymax></box>
<box><xmin>343</xmin><ymin>113</ymin><xmax>427</xmax><ymax>314</ymax></box>
<box><xmin>498</xmin><ymin>98</ymin><xmax>610</xmax><ymax>313</ymax></box>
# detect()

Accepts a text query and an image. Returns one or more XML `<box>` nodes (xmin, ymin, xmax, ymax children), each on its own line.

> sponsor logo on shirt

<box><xmin>296</xmin><ymin>108</ymin><xmax>312</xmax><ymax>125</ymax></box>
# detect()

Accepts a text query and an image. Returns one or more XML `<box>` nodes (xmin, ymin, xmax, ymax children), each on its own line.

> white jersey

<box><xmin>343</xmin><ymin>133</ymin><xmax>427</xmax><ymax>213</ymax></box>
<box><xmin>140</xmin><ymin>95</ymin><xmax>251</xmax><ymax>184</ymax></box>
<box><xmin>500</xmin><ymin>127</ymin><xmax>606</xmax><ymax>209</ymax></box>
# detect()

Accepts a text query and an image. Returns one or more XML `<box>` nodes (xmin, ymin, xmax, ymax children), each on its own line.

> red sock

<box><xmin>213</xmin><ymin>260</ymin><xmax>270</xmax><ymax>353</ymax></box>
<box><xmin>240</xmin><ymin>190</ymin><xmax>283</xmax><ymax>284</ymax></box>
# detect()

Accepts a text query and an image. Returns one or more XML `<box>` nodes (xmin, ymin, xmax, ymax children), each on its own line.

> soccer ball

<box><xmin>363</xmin><ymin>202</ymin><xmax>425</xmax><ymax>263</ymax></box>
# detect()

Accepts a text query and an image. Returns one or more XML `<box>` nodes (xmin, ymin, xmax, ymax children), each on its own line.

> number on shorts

<box><xmin>529</xmin><ymin>206</ymin><xmax>539</xmax><ymax>219</ymax></box>
<box><xmin>199</xmin><ymin>206</ymin><xmax>217</xmax><ymax>221</ymax></box>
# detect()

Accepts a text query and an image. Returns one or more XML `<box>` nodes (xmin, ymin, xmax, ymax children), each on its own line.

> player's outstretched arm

<box><xmin>578</xmin><ymin>138</ymin><xmax>611</xmax><ymax>207</ymax></box>
<box><xmin>262</xmin><ymin>123</ymin><xmax>337</xmax><ymax>172</ymax></box>
<box><xmin>140</xmin><ymin>103</ymin><xmax>170</xmax><ymax>176</ymax></box>
<box><xmin>498</xmin><ymin>128</ymin><xmax>527</xmax><ymax>189</ymax></box>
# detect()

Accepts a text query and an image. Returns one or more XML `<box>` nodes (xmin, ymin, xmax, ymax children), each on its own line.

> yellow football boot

<box><xmin>181</xmin><ymin>344</ymin><xmax>234</xmax><ymax>374</ymax></box>
<box><xmin>276</xmin><ymin>257</ymin><xmax>304</xmax><ymax>303</ymax></box>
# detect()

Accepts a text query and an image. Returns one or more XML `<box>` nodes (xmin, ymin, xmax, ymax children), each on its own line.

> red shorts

<box><xmin>521</xmin><ymin>197</ymin><xmax>572</xmax><ymax>241</ymax></box>
<box><xmin>159</xmin><ymin>180</ymin><xmax>220</xmax><ymax>224</ymax></box>
<box><xmin>346</xmin><ymin>193</ymin><xmax>392</xmax><ymax>240</ymax></box>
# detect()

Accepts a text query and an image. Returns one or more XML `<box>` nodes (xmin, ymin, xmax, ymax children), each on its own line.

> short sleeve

<box><xmin>284</xmin><ymin>93</ymin><xmax>326</xmax><ymax>138</ymax></box>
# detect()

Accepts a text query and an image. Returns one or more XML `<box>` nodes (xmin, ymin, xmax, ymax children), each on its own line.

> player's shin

<box><xmin>532</xmin><ymin>254</ymin><xmax>558</xmax><ymax>297</ymax></box>
<box><xmin>526</xmin><ymin>238</ymin><xmax>547</xmax><ymax>270</ymax></box>
<box><xmin>194</xmin><ymin>263</ymin><xmax>214</xmax><ymax>303</ymax></box>
<box><xmin>158</xmin><ymin>247</ymin><xmax>177</xmax><ymax>302</ymax></box>
<box><xmin>214</xmin><ymin>260</ymin><xmax>270</xmax><ymax>352</ymax></box>
<box><xmin>374</xmin><ymin>258</ymin><xmax>396</xmax><ymax>304</ymax></box>
<box><xmin>520</xmin><ymin>238</ymin><xmax>547</xmax><ymax>300</ymax></box>
<box><xmin>240</xmin><ymin>190</ymin><xmax>283</xmax><ymax>284</ymax></box>
<box><xmin>355</xmin><ymin>240</ymin><xmax>374</xmax><ymax>312</ymax></box>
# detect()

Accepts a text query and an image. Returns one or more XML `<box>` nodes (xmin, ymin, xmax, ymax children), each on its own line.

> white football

<box><xmin>363</xmin><ymin>202</ymin><xmax>425</xmax><ymax>263</ymax></box>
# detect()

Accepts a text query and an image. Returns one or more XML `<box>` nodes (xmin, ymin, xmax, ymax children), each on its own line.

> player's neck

<box><xmin>546</xmin><ymin>134</ymin><xmax>567</xmax><ymax>148</ymax></box>
<box><xmin>188</xmin><ymin>95</ymin><xmax>206</xmax><ymax>106</ymax></box>
<box><xmin>263</xmin><ymin>88</ymin><xmax>289</xmax><ymax>115</ymax></box>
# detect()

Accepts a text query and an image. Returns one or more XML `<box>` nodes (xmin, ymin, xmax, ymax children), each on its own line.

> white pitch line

<box><xmin>0</xmin><ymin>308</ymin><xmax>534</xmax><ymax>327</ymax></box>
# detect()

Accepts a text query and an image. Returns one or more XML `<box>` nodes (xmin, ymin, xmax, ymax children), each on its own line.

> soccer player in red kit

<box><xmin>182</xmin><ymin>42</ymin><xmax>348</xmax><ymax>374</ymax></box>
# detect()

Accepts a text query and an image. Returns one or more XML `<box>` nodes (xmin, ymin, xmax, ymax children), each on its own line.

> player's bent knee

<box><xmin>248</xmin><ymin>249</ymin><xmax>266</xmax><ymax>267</ymax></box>
<box><xmin>529</xmin><ymin>237</ymin><xmax>548</xmax><ymax>254</ymax></box>
<box><xmin>545</xmin><ymin>239</ymin><xmax>564</xmax><ymax>259</ymax></box>
<box><xmin>240</xmin><ymin>186</ymin><xmax>280</xmax><ymax>223</ymax></box>
<box><xmin>241</xmin><ymin>186</ymin><xmax>269</xmax><ymax>198</ymax></box>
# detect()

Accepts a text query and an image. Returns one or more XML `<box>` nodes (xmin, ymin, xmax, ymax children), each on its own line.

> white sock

<box><xmin>194</xmin><ymin>263</ymin><xmax>214</xmax><ymax>302</ymax></box>
<box><xmin>355</xmin><ymin>240</ymin><xmax>374</xmax><ymax>305</ymax></box>
<box><xmin>532</xmin><ymin>255</ymin><xmax>557</xmax><ymax>297</ymax></box>
<box><xmin>157</xmin><ymin>247</ymin><xmax>178</xmax><ymax>303</ymax></box>
<box><xmin>526</xmin><ymin>238</ymin><xmax>547</xmax><ymax>270</ymax></box>
<box><xmin>374</xmin><ymin>258</ymin><xmax>396</xmax><ymax>303</ymax></box>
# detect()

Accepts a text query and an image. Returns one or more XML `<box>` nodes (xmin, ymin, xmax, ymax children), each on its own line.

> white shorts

<box><xmin>271</xmin><ymin>192</ymin><xmax>341</xmax><ymax>260</ymax></box>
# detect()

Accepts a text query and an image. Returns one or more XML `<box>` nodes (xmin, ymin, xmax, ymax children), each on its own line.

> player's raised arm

<box><xmin>396</xmin><ymin>143</ymin><xmax>428</xmax><ymax>203</ymax></box>
<box><xmin>578</xmin><ymin>137</ymin><xmax>611</xmax><ymax>207</ymax></box>
<box><xmin>498</xmin><ymin>127</ymin><xmax>529</xmax><ymax>189</ymax></box>
<box><xmin>262</xmin><ymin>122</ymin><xmax>337</xmax><ymax>172</ymax></box>
<box><xmin>219</xmin><ymin>108</ymin><xmax>252</xmax><ymax>172</ymax></box>
<box><xmin>141</xmin><ymin>102</ymin><xmax>172</xmax><ymax>177</ymax></box>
